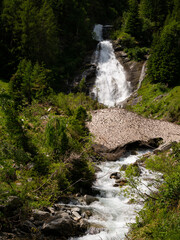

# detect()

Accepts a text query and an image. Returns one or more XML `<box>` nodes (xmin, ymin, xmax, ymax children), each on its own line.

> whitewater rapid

<box><xmin>91</xmin><ymin>24</ymin><xmax>131</xmax><ymax>107</ymax></box>
<box><xmin>70</xmin><ymin>150</ymin><xmax>161</xmax><ymax>240</ymax></box>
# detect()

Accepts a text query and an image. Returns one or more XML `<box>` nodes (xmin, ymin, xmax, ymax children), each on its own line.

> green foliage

<box><xmin>124</xmin><ymin>0</ymin><xmax>142</xmax><ymax>39</ymax></box>
<box><xmin>10</xmin><ymin>59</ymin><xmax>52</xmax><ymax>105</ymax></box>
<box><xmin>45</xmin><ymin>117</ymin><xmax>69</xmax><ymax>157</ymax></box>
<box><xmin>128</xmin><ymin>142</ymin><xmax>180</xmax><ymax>240</ymax></box>
<box><xmin>2</xmin><ymin>0</ymin><xmax>58</xmax><ymax>65</ymax></box>
<box><xmin>125</xmin><ymin>164</ymin><xmax>141</xmax><ymax>177</ymax></box>
<box><xmin>125</xmin><ymin>47</ymin><xmax>149</xmax><ymax>61</ymax></box>
<box><xmin>68</xmin><ymin>155</ymin><xmax>95</xmax><ymax>193</ymax></box>
<box><xmin>139</xmin><ymin>0</ymin><xmax>168</xmax><ymax>27</ymax></box>
<box><xmin>116</xmin><ymin>32</ymin><xmax>137</xmax><ymax>48</ymax></box>
<box><xmin>53</xmin><ymin>92</ymin><xmax>103</xmax><ymax>115</ymax></box>
<box><xmin>33</xmin><ymin>154</ymin><xmax>50</xmax><ymax>176</ymax></box>
<box><xmin>126</xmin><ymin>77</ymin><xmax>180</xmax><ymax>124</ymax></box>
<box><xmin>148</xmin><ymin>20</ymin><xmax>180</xmax><ymax>86</ymax></box>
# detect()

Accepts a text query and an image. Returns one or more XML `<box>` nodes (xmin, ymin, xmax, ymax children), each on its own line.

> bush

<box><xmin>33</xmin><ymin>154</ymin><xmax>50</xmax><ymax>175</ymax></box>
<box><xmin>125</xmin><ymin>46</ymin><xmax>149</xmax><ymax>61</ymax></box>
<box><xmin>10</xmin><ymin>59</ymin><xmax>52</xmax><ymax>105</ymax></box>
<box><xmin>45</xmin><ymin>117</ymin><xmax>69</xmax><ymax>157</ymax></box>
<box><xmin>68</xmin><ymin>155</ymin><xmax>95</xmax><ymax>193</ymax></box>
<box><xmin>117</xmin><ymin>32</ymin><xmax>137</xmax><ymax>48</ymax></box>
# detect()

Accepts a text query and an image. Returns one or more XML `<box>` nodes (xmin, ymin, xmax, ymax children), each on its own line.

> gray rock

<box><xmin>42</xmin><ymin>214</ymin><xmax>81</xmax><ymax>237</ymax></box>
<box><xmin>72</xmin><ymin>207</ymin><xmax>81</xmax><ymax>213</ymax></box>
<box><xmin>84</xmin><ymin>195</ymin><xmax>99</xmax><ymax>205</ymax></box>
<box><xmin>47</xmin><ymin>207</ymin><xmax>55</xmax><ymax>214</ymax></box>
<box><xmin>113</xmin><ymin>184</ymin><xmax>119</xmax><ymax>187</ymax></box>
<box><xmin>153</xmin><ymin>142</ymin><xmax>176</xmax><ymax>154</ymax></box>
<box><xmin>32</xmin><ymin>209</ymin><xmax>51</xmax><ymax>221</ymax></box>
<box><xmin>110</xmin><ymin>172</ymin><xmax>121</xmax><ymax>179</ymax></box>
<box><xmin>19</xmin><ymin>220</ymin><xmax>36</xmax><ymax>233</ymax></box>
<box><xmin>87</xmin><ymin>223</ymin><xmax>105</xmax><ymax>235</ymax></box>
<box><xmin>72</xmin><ymin>211</ymin><xmax>82</xmax><ymax>221</ymax></box>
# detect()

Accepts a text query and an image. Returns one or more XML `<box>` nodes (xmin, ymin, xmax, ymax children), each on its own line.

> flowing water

<box><xmin>91</xmin><ymin>24</ymin><xmax>131</xmax><ymax>107</ymax></box>
<box><xmin>70</xmin><ymin>150</ymin><xmax>162</xmax><ymax>240</ymax></box>
<box><xmin>69</xmin><ymin>25</ymin><xmax>161</xmax><ymax>240</ymax></box>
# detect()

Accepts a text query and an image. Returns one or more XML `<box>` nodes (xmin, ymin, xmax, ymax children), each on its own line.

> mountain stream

<box><xmin>69</xmin><ymin>25</ymin><xmax>161</xmax><ymax>240</ymax></box>
<box><xmin>69</xmin><ymin>149</ymin><xmax>162</xmax><ymax>240</ymax></box>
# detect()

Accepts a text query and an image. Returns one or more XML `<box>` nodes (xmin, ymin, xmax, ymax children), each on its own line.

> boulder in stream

<box><xmin>84</xmin><ymin>195</ymin><xmax>99</xmax><ymax>205</ymax></box>
<box><xmin>110</xmin><ymin>172</ymin><xmax>121</xmax><ymax>179</ymax></box>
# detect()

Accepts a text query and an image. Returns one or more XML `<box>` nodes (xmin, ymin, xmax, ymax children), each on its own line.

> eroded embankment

<box><xmin>87</xmin><ymin>108</ymin><xmax>180</xmax><ymax>150</ymax></box>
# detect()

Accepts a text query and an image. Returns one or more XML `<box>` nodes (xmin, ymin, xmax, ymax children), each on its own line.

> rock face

<box><xmin>113</xmin><ymin>40</ymin><xmax>146</xmax><ymax>92</ymax></box>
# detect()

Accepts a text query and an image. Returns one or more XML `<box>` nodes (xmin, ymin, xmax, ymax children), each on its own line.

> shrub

<box><xmin>45</xmin><ymin>117</ymin><xmax>69</xmax><ymax>157</ymax></box>
<box><xmin>125</xmin><ymin>46</ymin><xmax>149</xmax><ymax>61</ymax></box>
<box><xmin>117</xmin><ymin>32</ymin><xmax>137</xmax><ymax>48</ymax></box>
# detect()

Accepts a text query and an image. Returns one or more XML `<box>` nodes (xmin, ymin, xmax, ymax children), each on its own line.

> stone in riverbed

<box><xmin>42</xmin><ymin>214</ymin><xmax>74</xmax><ymax>236</ymax></box>
<box><xmin>72</xmin><ymin>211</ymin><xmax>82</xmax><ymax>221</ymax></box>
<box><xmin>113</xmin><ymin>184</ymin><xmax>119</xmax><ymax>187</ymax></box>
<box><xmin>84</xmin><ymin>195</ymin><xmax>99</xmax><ymax>205</ymax></box>
<box><xmin>32</xmin><ymin>209</ymin><xmax>51</xmax><ymax>221</ymax></box>
<box><xmin>110</xmin><ymin>172</ymin><xmax>121</xmax><ymax>179</ymax></box>
<box><xmin>115</xmin><ymin>178</ymin><xmax>128</xmax><ymax>187</ymax></box>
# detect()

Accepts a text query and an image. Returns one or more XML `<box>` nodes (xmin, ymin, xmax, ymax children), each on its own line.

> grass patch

<box><xmin>0</xmin><ymin>78</ymin><xmax>9</xmax><ymax>91</ymax></box>
<box><xmin>126</xmin><ymin>77</ymin><xmax>180</xmax><ymax>124</ymax></box>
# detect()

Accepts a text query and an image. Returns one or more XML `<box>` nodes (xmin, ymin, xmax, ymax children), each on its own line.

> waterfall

<box><xmin>91</xmin><ymin>24</ymin><xmax>131</xmax><ymax>107</ymax></box>
<box><xmin>137</xmin><ymin>61</ymin><xmax>147</xmax><ymax>90</ymax></box>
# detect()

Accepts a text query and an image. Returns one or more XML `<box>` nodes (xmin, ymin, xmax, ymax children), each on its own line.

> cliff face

<box><xmin>112</xmin><ymin>40</ymin><xmax>145</xmax><ymax>92</ymax></box>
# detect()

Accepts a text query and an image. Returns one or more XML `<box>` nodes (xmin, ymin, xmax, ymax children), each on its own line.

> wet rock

<box><xmin>72</xmin><ymin>211</ymin><xmax>82</xmax><ymax>221</ymax></box>
<box><xmin>131</xmin><ymin>150</ymin><xmax>138</xmax><ymax>155</ymax></box>
<box><xmin>82</xmin><ymin>210</ymin><xmax>92</xmax><ymax>218</ymax></box>
<box><xmin>19</xmin><ymin>220</ymin><xmax>36</xmax><ymax>233</ymax></box>
<box><xmin>79</xmin><ymin>219</ymin><xmax>89</xmax><ymax>230</ymax></box>
<box><xmin>84</xmin><ymin>195</ymin><xmax>99</xmax><ymax>205</ymax></box>
<box><xmin>72</xmin><ymin>207</ymin><xmax>81</xmax><ymax>213</ymax></box>
<box><xmin>113</xmin><ymin>184</ymin><xmax>120</xmax><ymax>187</ymax></box>
<box><xmin>110</xmin><ymin>172</ymin><xmax>121</xmax><ymax>179</ymax></box>
<box><xmin>42</xmin><ymin>214</ymin><xmax>74</xmax><ymax>236</ymax></box>
<box><xmin>114</xmin><ymin>46</ymin><xmax>123</xmax><ymax>52</ymax></box>
<box><xmin>94</xmin><ymin>165</ymin><xmax>102</xmax><ymax>172</ymax></box>
<box><xmin>32</xmin><ymin>209</ymin><xmax>51</xmax><ymax>221</ymax></box>
<box><xmin>46</xmin><ymin>207</ymin><xmax>55</xmax><ymax>215</ymax></box>
<box><xmin>153</xmin><ymin>142</ymin><xmax>177</xmax><ymax>154</ymax></box>
<box><xmin>116</xmin><ymin>178</ymin><xmax>128</xmax><ymax>187</ymax></box>
<box><xmin>88</xmin><ymin>223</ymin><xmax>105</xmax><ymax>235</ymax></box>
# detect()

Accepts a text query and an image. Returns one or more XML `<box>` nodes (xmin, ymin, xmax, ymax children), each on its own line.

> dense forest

<box><xmin>0</xmin><ymin>0</ymin><xmax>180</xmax><ymax>239</ymax></box>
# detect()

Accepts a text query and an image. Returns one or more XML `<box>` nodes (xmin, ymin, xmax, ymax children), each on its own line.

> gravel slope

<box><xmin>87</xmin><ymin>108</ymin><xmax>180</xmax><ymax>149</ymax></box>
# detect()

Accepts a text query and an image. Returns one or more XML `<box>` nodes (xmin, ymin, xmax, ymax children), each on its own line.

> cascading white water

<box><xmin>91</xmin><ymin>24</ymin><xmax>131</xmax><ymax>107</ymax></box>
<box><xmin>70</xmin><ymin>150</ymin><xmax>162</xmax><ymax>240</ymax></box>
<box><xmin>137</xmin><ymin>61</ymin><xmax>147</xmax><ymax>90</ymax></box>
